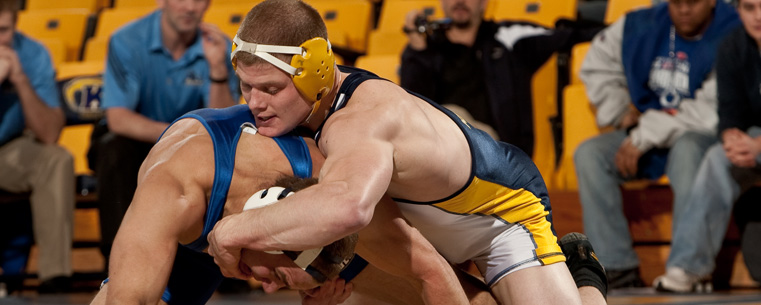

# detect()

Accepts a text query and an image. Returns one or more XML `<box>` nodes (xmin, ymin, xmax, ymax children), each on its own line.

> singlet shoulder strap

<box><xmin>313</xmin><ymin>66</ymin><xmax>386</xmax><ymax>144</ymax></box>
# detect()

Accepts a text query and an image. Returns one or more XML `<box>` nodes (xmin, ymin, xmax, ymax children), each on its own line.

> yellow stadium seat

<box><xmin>24</xmin><ymin>0</ymin><xmax>104</xmax><ymax>13</ymax></box>
<box><xmin>376</xmin><ymin>0</ymin><xmax>443</xmax><ymax>34</ymax></box>
<box><xmin>36</xmin><ymin>37</ymin><xmax>66</xmax><ymax>68</ymax></box>
<box><xmin>94</xmin><ymin>7</ymin><xmax>155</xmax><ymax>39</ymax></box>
<box><xmin>366</xmin><ymin>30</ymin><xmax>408</xmax><ymax>56</ymax></box>
<box><xmin>203</xmin><ymin>3</ymin><xmax>255</xmax><ymax>38</ymax></box>
<box><xmin>59</xmin><ymin>124</ymin><xmax>95</xmax><ymax>176</ymax></box>
<box><xmin>552</xmin><ymin>84</ymin><xmax>599</xmax><ymax>190</ymax></box>
<box><xmin>488</xmin><ymin>0</ymin><xmax>577</xmax><ymax>28</ymax></box>
<box><xmin>57</xmin><ymin>60</ymin><xmax>105</xmax><ymax>80</ymax></box>
<box><xmin>113</xmin><ymin>0</ymin><xmax>156</xmax><ymax>8</ymax></box>
<box><xmin>531</xmin><ymin>55</ymin><xmax>559</xmax><ymax>188</ymax></box>
<box><xmin>308</xmin><ymin>0</ymin><xmax>373</xmax><ymax>53</ymax></box>
<box><xmin>97</xmin><ymin>0</ymin><xmax>110</xmax><ymax>10</ymax></box>
<box><xmin>570</xmin><ymin>42</ymin><xmax>590</xmax><ymax>85</ymax></box>
<box><xmin>83</xmin><ymin>37</ymin><xmax>109</xmax><ymax>62</ymax></box>
<box><xmin>605</xmin><ymin>0</ymin><xmax>651</xmax><ymax>25</ymax></box>
<box><xmin>17</xmin><ymin>9</ymin><xmax>90</xmax><ymax>62</ymax></box>
<box><xmin>354</xmin><ymin>54</ymin><xmax>400</xmax><ymax>84</ymax></box>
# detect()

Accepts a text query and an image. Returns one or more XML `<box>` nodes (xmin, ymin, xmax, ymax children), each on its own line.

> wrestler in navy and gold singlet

<box><xmin>317</xmin><ymin>66</ymin><xmax>565</xmax><ymax>287</ymax></box>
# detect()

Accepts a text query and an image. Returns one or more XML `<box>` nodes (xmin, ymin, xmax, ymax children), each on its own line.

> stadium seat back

<box><xmin>570</xmin><ymin>42</ymin><xmax>590</xmax><ymax>85</ymax></box>
<box><xmin>17</xmin><ymin>9</ymin><xmax>90</xmax><ymax>61</ymax></box>
<box><xmin>94</xmin><ymin>7</ymin><xmax>154</xmax><ymax>39</ymax></box>
<box><xmin>376</xmin><ymin>0</ymin><xmax>443</xmax><ymax>34</ymax></box>
<box><xmin>309</xmin><ymin>0</ymin><xmax>374</xmax><ymax>53</ymax></box>
<box><xmin>25</xmin><ymin>0</ymin><xmax>103</xmax><ymax>13</ymax></box>
<box><xmin>354</xmin><ymin>54</ymin><xmax>401</xmax><ymax>84</ymax></box>
<box><xmin>203</xmin><ymin>3</ymin><xmax>256</xmax><ymax>38</ymax></box>
<box><xmin>488</xmin><ymin>0</ymin><xmax>577</xmax><ymax>28</ymax></box>
<box><xmin>605</xmin><ymin>0</ymin><xmax>651</xmax><ymax>25</ymax></box>
<box><xmin>36</xmin><ymin>37</ymin><xmax>66</xmax><ymax>68</ymax></box>
<box><xmin>553</xmin><ymin>84</ymin><xmax>599</xmax><ymax>190</ymax></box>
<box><xmin>531</xmin><ymin>54</ymin><xmax>559</xmax><ymax>188</ymax></box>
<box><xmin>113</xmin><ymin>0</ymin><xmax>156</xmax><ymax>8</ymax></box>
<box><xmin>83</xmin><ymin>37</ymin><xmax>109</xmax><ymax>62</ymax></box>
<box><xmin>366</xmin><ymin>30</ymin><xmax>408</xmax><ymax>56</ymax></box>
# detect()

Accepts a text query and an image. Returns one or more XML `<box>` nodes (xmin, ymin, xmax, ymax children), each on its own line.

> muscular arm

<box><xmin>105</xmin><ymin>107</ymin><xmax>170</xmax><ymax>143</ymax></box>
<box><xmin>201</xmin><ymin>23</ymin><xmax>238</xmax><ymax>109</ymax></box>
<box><xmin>210</xmin><ymin>123</ymin><xmax>391</xmax><ymax>253</ymax></box>
<box><xmin>16</xmin><ymin>75</ymin><xmax>64</xmax><ymax>144</ymax></box>
<box><xmin>96</xmin><ymin>121</ymin><xmax>211</xmax><ymax>304</ymax></box>
<box><xmin>209</xmin><ymin>101</ymin><xmax>401</xmax><ymax>278</ymax></box>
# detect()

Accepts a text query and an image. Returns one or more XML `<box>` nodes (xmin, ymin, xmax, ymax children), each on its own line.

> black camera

<box><xmin>407</xmin><ymin>15</ymin><xmax>452</xmax><ymax>34</ymax></box>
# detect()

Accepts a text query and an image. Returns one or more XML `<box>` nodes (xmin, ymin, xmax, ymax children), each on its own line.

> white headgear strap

<box><xmin>232</xmin><ymin>35</ymin><xmax>302</xmax><ymax>76</ymax></box>
<box><xmin>243</xmin><ymin>186</ymin><xmax>324</xmax><ymax>270</ymax></box>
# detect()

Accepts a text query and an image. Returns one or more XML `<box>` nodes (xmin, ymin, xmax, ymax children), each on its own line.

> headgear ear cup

<box><xmin>290</xmin><ymin>38</ymin><xmax>336</xmax><ymax>108</ymax></box>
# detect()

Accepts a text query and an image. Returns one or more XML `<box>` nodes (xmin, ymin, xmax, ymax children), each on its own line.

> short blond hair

<box><xmin>236</xmin><ymin>0</ymin><xmax>328</xmax><ymax>66</ymax></box>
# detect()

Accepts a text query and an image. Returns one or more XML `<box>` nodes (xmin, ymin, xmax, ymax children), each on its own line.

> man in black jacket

<box><xmin>400</xmin><ymin>0</ymin><xmax>599</xmax><ymax>157</ymax></box>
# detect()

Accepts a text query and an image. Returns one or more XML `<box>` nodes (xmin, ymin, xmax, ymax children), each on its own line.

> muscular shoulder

<box><xmin>329</xmin><ymin>80</ymin><xmax>406</xmax><ymax>134</ymax></box>
<box><xmin>139</xmin><ymin>118</ymin><xmax>215</xmax><ymax>191</ymax></box>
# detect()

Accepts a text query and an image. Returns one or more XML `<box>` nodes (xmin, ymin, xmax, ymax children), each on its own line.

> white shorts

<box><xmin>396</xmin><ymin>202</ymin><xmax>565</xmax><ymax>286</ymax></box>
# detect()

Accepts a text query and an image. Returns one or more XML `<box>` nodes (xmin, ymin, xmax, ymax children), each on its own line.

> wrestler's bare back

<box><xmin>138</xmin><ymin>118</ymin><xmax>324</xmax><ymax>246</ymax></box>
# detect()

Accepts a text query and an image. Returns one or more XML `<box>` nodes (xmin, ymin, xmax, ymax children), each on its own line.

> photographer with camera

<box><xmin>401</xmin><ymin>0</ymin><xmax>601</xmax><ymax>157</ymax></box>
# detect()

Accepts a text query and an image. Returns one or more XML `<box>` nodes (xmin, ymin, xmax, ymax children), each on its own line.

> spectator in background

<box><xmin>400</xmin><ymin>0</ymin><xmax>600</xmax><ymax>155</ymax></box>
<box><xmin>654</xmin><ymin>0</ymin><xmax>761</xmax><ymax>292</ymax></box>
<box><xmin>0</xmin><ymin>0</ymin><xmax>75</xmax><ymax>293</ymax></box>
<box><xmin>88</xmin><ymin>0</ymin><xmax>239</xmax><ymax>269</ymax></box>
<box><xmin>575</xmin><ymin>0</ymin><xmax>739</xmax><ymax>290</ymax></box>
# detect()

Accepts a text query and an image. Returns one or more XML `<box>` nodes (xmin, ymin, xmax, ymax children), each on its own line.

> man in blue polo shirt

<box><xmin>89</xmin><ymin>0</ymin><xmax>240</xmax><ymax>270</ymax></box>
<box><xmin>0</xmin><ymin>0</ymin><xmax>75</xmax><ymax>294</ymax></box>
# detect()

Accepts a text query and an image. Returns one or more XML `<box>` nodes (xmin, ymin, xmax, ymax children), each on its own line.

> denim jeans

<box><xmin>668</xmin><ymin>126</ymin><xmax>761</xmax><ymax>276</ymax></box>
<box><xmin>574</xmin><ymin>130</ymin><xmax>716</xmax><ymax>271</ymax></box>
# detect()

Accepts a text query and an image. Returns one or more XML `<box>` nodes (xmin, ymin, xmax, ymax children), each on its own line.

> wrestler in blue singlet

<box><xmin>101</xmin><ymin>105</ymin><xmax>365</xmax><ymax>304</ymax></box>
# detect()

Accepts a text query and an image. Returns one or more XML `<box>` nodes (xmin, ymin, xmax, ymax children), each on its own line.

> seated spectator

<box><xmin>87</xmin><ymin>0</ymin><xmax>239</xmax><ymax>269</ymax></box>
<box><xmin>655</xmin><ymin>0</ymin><xmax>761</xmax><ymax>292</ymax></box>
<box><xmin>400</xmin><ymin>0</ymin><xmax>601</xmax><ymax>155</ymax></box>
<box><xmin>575</xmin><ymin>0</ymin><xmax>739</xmax><ymax>290</ymax></box>
<box><xmin>0</xmin><ymin>0</ymin><xmax>75</xmax><ymax>293</ymax></box>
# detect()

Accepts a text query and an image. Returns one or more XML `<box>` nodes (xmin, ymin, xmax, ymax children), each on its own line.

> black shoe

<box><xmin>38</xmin><ymin>276</ymin><xmax>72</xmax><ymax>294</ymax></box>
<box><xmin>1</xmin><ymin>276</ymin><xmax>25</xmax><ymax>296</ymax></box>
<box><xmin>216</xmin><ymin>278</ymin><xmax>251</xmax><ymax>294</ymax></box>
<box><xmin>606</xmin><ymin>267</ymin><xmax>645</xmax><ymax>289</ymax></box>
<box><xmin>559</xmin><ymin>232</ymin><xmax>608</xmax><ymax>298</ymax></box>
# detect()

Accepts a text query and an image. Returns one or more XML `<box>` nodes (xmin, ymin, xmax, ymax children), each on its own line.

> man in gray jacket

<box><xmin>574</xmin><ymin>0</ymin><xmax>739</xmax><ymax>291</ymax></box>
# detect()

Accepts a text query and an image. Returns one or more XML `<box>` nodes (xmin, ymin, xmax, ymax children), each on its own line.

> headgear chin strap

<box><xmin>231</xmin><ymin>35</ymin><xmax>336</xmax><ymax>120</ymax></box>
